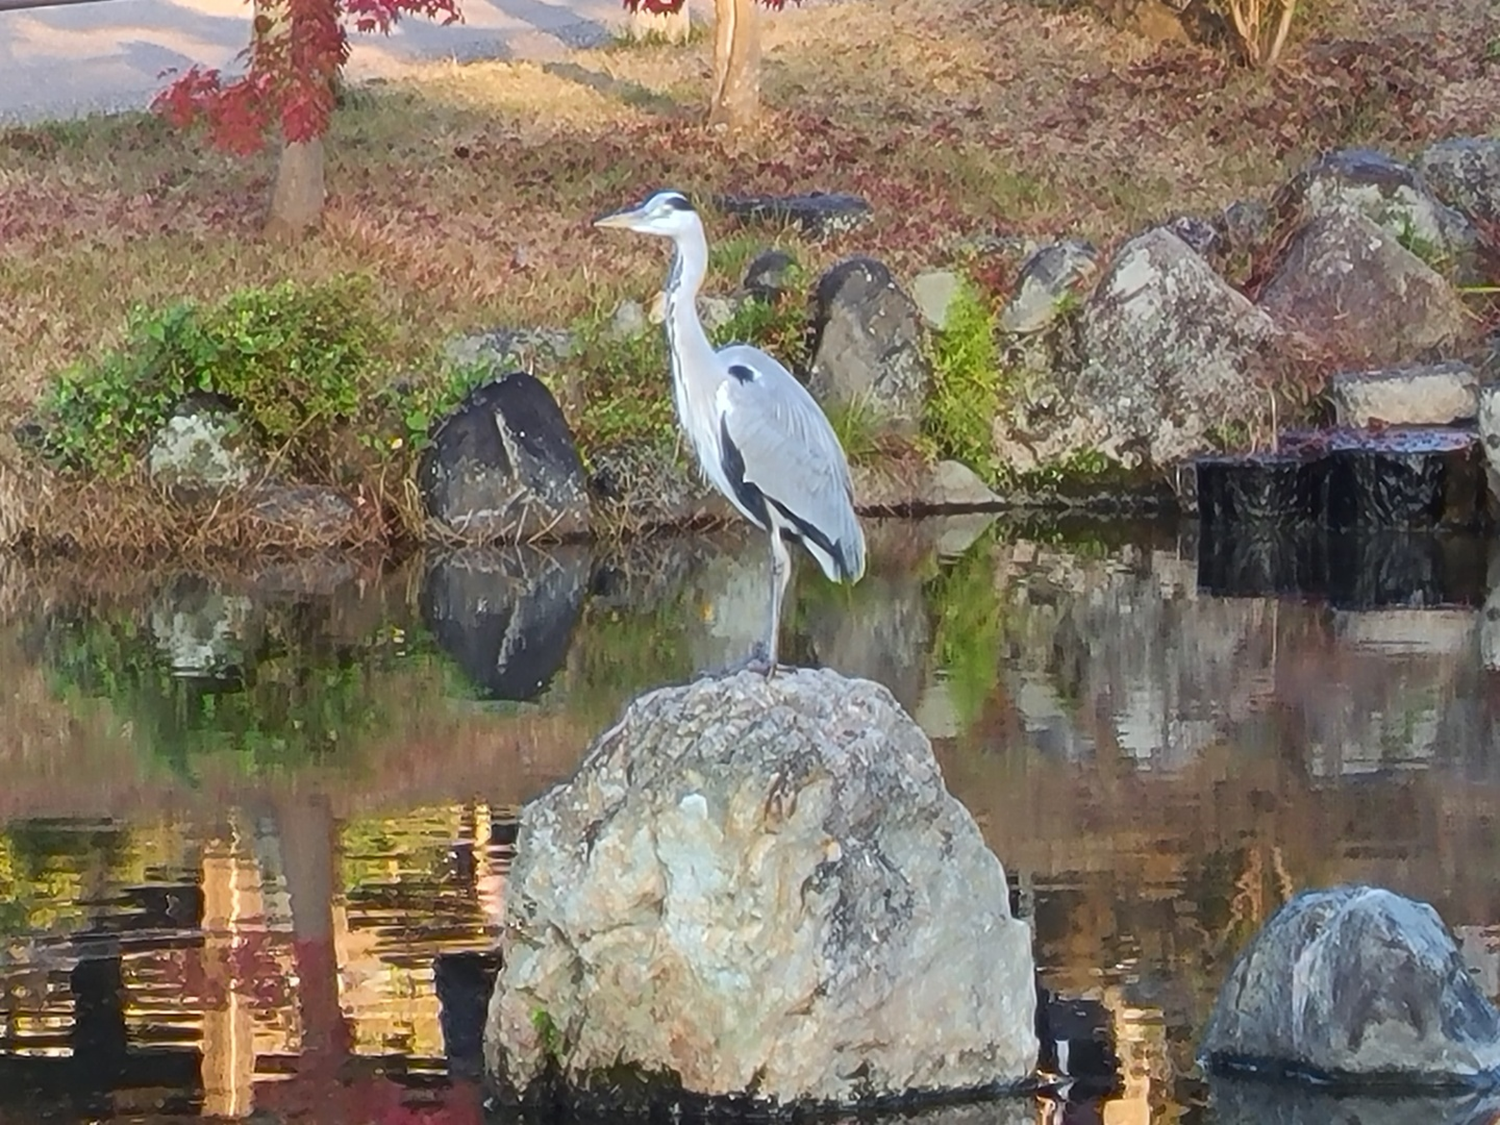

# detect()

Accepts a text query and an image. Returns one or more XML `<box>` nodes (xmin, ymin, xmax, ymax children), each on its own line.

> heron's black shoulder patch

<box><xmin>726</xmin><ymin>363</ymin><xmax>756</xmax><ymax>384</ymax></box>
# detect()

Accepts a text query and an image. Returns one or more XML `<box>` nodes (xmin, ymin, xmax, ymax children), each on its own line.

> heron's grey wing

<box><xmin>714</xmin><ymin>344</ymin><xmax>866</xmax><ymax>583</ymax></box>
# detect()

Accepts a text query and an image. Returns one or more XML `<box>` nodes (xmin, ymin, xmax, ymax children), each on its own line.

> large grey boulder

<box><xmin>1258</xmin><ymin>210</ymin><xmax>1471</xmax><ymax>367</ymax></box>
<box><xmin>1072</xmin><ymin>227</ymin><xmax>1281</xmax><ymax>467</ymax></box>
<box><xmin>417</xmin><ymin>371</ymin><xmax>591</xmax><ymax>543</ymax></box>
<box><xmin>1277</xmin><ymin>148</ymin><xmax>1480</xmax><ymax>280</ymax></box>
<box><xmin>807</xmin><ymin>257</ymin><xmax>932</xmax><ymax>436</ymax></box>
<box><xmin>1417</xmin><ymin>137</ymin><xmax>1500</xmax><ymax>229</ymax></box>
<box><xmin>1328</xmin><ymin>360</ymin><xmax>1479</xmax><ymax>427</ymax></box>
<box><xmin>1199</xmin><ymin>885</ymin><xmax>1500</xmax><ymax>1085</ymax></box>
<box><xmin>484</xmin><ymin>668</ymin><xmax>1038</xmax><ymax>1112</ymax></box>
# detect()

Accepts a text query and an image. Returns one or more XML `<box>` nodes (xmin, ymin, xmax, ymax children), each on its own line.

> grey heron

<box><xmin>594</xmin><ymin>189</ymin><xmax>867</xmax><ymax>675</ymax></box>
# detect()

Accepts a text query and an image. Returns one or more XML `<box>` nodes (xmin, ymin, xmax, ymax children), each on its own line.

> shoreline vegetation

<box><xmin>1</xmin><ymin>0</ymin><xmax>1496</xmax><ymax>559</ymax></box>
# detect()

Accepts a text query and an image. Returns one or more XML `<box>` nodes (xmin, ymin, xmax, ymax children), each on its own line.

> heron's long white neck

<box><xmin>664</xmin><ymin>221</ymin><xmax>713</xmax><ymax>363</ymax></box>
<box><xmin>662</xmin><ymin>219</ymin><xmax>727</xmax><ymax>489</ymax></box>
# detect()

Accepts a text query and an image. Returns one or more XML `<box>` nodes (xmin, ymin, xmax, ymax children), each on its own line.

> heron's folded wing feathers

<box><xmin>716</xmin><ymin>345</ymin><xmax>865</xmax><ymax>582</ymax></box>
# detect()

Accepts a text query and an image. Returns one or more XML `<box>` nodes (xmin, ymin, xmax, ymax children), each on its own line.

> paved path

<box><xmin>0</xmin><ymin>0</ymin><xmax>630</xmax><ymax>123</ymax></box>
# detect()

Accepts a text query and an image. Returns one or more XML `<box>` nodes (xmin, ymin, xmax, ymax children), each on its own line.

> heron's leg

<box><xmin>764</xmin><ymin>523</ymin><xmax>792</xmax><ymax>678</ymax></box>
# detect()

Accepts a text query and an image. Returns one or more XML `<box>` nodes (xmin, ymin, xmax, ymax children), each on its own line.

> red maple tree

<box><xmin>154</xmin><ymin>0</ymin><xmax>462</xmax><ymax>234</ymax></box>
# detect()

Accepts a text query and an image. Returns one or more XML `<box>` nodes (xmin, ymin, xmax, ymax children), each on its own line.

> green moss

<box><xmin>923</xmin><ymin>276</ymin><xmax>1002</xmax><ymax>481</ymax></box>
<box><xmin>531</xmin><ymin>1007</ymin><xmax>567</xmax><ymax>1062</ymax></box>
<box><xmin>36</xmin><ymin>275</ymin><xmax>394</xmax><ymax>477</ymax></box>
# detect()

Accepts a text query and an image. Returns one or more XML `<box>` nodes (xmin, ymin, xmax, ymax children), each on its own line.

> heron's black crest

<box><xmin>659</xmin><ymin>192</ymin><xmax>695</xmax><ymax>212</ymax></box>
<box><xmin>727</xmin><ymin>363</ymin><xmax>756</xmax><ymax>384</ymax></box>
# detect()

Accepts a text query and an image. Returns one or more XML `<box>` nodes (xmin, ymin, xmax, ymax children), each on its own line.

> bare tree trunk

<box><xmin>629</xmin><ymin>0</ymin><xmax>691</xmax><ymax>44</ymax></box>
<box><xmin>708</xmin><ymin>0</ymin><xmax>760</xmax><ymax>131</ymax></box>
<box><xmin>264</xmin><ymin>137</ymin><xmax>327</xmax><ymax>240</ymax></box>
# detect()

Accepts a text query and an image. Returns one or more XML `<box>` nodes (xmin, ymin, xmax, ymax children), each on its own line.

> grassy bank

<box><xmin>0</xmin><ymin>0</ymin><xmax>1496</xmax><ymax>554</ymax></box>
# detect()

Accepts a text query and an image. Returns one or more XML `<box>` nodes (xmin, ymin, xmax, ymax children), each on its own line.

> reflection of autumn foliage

<box><xmin>152</xmin><ymin>0</ymin><xmax>462</xmax><ymax>154</ymax></box>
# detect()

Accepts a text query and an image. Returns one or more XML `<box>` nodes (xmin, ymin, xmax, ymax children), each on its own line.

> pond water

<box><xmin>3</xmin><ymin>515</ymin><xmax>1500</xmax><ymax>1124</ymax></box>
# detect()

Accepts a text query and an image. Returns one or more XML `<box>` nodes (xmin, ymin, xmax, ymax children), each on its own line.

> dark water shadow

<box><xmin>1206</xmin><ymin>1074</ymin><xmax>1500</xmax><ymax>1125</ymax></box>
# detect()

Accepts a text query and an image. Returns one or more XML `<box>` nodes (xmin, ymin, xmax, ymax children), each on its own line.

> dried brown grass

<box><xmin>0</xmin><ymin>0</ymin><xmax>1494</xmax><ymax>549</ymax></box>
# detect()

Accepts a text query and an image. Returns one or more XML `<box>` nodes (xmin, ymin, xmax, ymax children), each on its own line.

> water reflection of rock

<box><xmin>420</xmin><ymin>546</ymin><xmax>588</xmax><ymax>702</ymax></box>
<box><xmin>1206</xmin><ymin>1077</ymin><xmax>1500</xmax><ymax>1125</ymax></box>
<box><xmin>149</xmin><ymin>575</ymin><xmax>255</xmax><ymax>682</ymax></box>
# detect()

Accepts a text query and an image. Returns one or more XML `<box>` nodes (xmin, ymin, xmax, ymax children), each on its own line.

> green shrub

<box><xmin>37</xmin><ymin>275</ymin><xmax>391</xmax><ymax>477</ymax></box>
<box><xmin>923</xmin><ymin>277</ymin><xmax>1001</xmax><ymax>480</ymax></box>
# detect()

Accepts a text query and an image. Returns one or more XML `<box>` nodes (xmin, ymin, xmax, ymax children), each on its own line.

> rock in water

<box><xmin>484</xmin><ymin>668</ymin><xmax>1038</xmax><ymax>1112</ymax></box>
<box><xmin>417</xmin><ymin>371</ymin><xmax>591</xmax><ymax>543</ymax></box>
<box><xmin>1199</xmin><ymin>885</ymin><xmax>1500</xmax><ymax>1085</ymax></box>
<box><xmin>807</xmin><ymin>257</ymin><xmax>932</xmax><ymax>436</ymax></box>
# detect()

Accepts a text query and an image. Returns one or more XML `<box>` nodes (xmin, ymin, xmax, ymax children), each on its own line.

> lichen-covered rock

<box><xmin>807</xmin><ymin>257</ymin><xmax>932</xmax><ymax>435</ymax></box>
<box><xmin>417</xmin><ymin>371</ymin><xmax>591</xmax><ymax>543</ymax></box>
<box><xmin>148</xmin><ymin>399</ymin><xmax>262</xmax><ymax>498</ymax></box>
<box><xmin>1199</xmin><ymin>885</ymin><xmax>1500</xmax><ymax>1085</ymax></box>
<box><xmin>484</xmin><ymin>668</ymin><xmax>1038</xmax><ymax>1112</ymax></box>
<box><xmin>1277</xmin><ymin>148</ymin><xmax>1480</xmax><ymax>280</ymax></box>
<box><xmin>1417</xmin><ymin>137</ymin><xmax>1500</xmax><ymax>228</ymax></box>
<box><xmin>1258</xmin><ymin>210</ymin><xmax>1471</xmax><ymax>367</ymax></box>
<box><xmin>1073</xmin><ymin>228</ymin><xmax>1281</xmax><ymax>467</ymax></box>
<box><xmin>998</xmin><ymin>239</ymin><xmax>1099</xmax><ymax>335</ymax></box>
<box><xmin>1329</xmin><ymin>360</ymin><xmax>1479</xmax><ymax>427</ymax></box>
<box><xmin>911</xmin><ymin>269</ymin><xmax>963</xmax><ymax>329</ymax></box>
<box><xmin>445</xmin><ymin>326</ymin><xmax>578</xmax><ymax>373</ymax></box>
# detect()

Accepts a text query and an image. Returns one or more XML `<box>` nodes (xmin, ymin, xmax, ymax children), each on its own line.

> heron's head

<box><xmin>593</xmin><ymin>190</ymin><xmax>700</xmax><ymax>240</ymax></box>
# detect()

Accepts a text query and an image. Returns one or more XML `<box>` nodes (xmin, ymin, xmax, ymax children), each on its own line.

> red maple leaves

<box><xmin>153</xmin><ymin>0</ymin><xmax>461</xmax><ymax>154</ymax></box>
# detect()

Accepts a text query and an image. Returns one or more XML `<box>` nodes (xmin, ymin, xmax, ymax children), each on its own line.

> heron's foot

<box><xmin>697</xmin><ymin>643</ymin><xmax>783</xmax><ymax>680</ymax></box>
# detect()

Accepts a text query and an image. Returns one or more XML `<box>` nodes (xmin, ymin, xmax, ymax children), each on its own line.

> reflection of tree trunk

<box><xmin>200</xmin><ymin>830</ymin><xmax>261</xmax><ymax>1118</ymax></box>
<box><xmin>709</xmin><ymin>0</ymin><xmax>760</xmax><ymax>130</ymax></box>
<box><xmin>264</xmin><ymin>138</ymin><xmax>327</xmax><ymax>241</ymax></box>
<box><xmin>278</xmin><ymin>794</ymin><xmax>350</xmax><ymax>1075</ymax></box>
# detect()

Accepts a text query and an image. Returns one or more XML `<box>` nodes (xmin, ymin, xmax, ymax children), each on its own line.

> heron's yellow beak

<box><xmin>592</xmin><ymin>207</ymin><xmax>640</xmax><ymax>231</ymax></box>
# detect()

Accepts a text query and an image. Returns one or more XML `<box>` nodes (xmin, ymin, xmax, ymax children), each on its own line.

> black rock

<box><xmin>806</xmin><ymin>256</ymin><xmax>931</xmax><ymax>435</ymax></box>
<box><xmin>714</xmin><ymin>192</ymin><xmax>872</xmax><ymax>239</ymax></box>
<box><xmin>417</xmin><ymin>371</ymin><xmax>591</xmax><ymax>544</ymax></box>
<box><xmin>740</xmin><ymin>249</ymin><xmax>799</xmax><ymax>302</ymax></box>
<box><xmin>419</xmin><ymin>545</ymin><xmax>588</xmax><ymax>702</ymax></box>
<box><xmin>1194</xmin><ymin>427</ymin><xmax>1490</xmax><ymax>535</ymax></box>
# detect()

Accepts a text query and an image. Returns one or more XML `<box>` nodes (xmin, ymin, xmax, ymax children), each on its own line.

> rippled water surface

<box><xmin>3</xmin><ymin>516</ymin><xmax>1500</xmax><ymax>1124</ymax></box>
